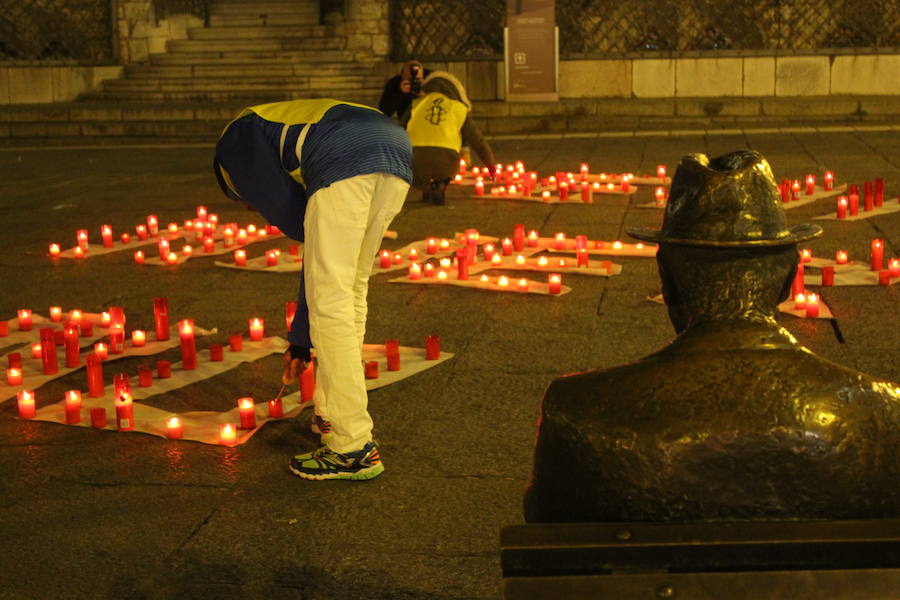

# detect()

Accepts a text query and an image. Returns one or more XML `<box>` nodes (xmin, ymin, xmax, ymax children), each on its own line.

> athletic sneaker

<box><xmin>310</xmin><ymin>414</ymin><xmax>332</xmax><ymax>435</ymax></box>
<box><xmin>289</xmin><ymin>441</ymin><xmax>384</xmax><ymax>481</ymax></box>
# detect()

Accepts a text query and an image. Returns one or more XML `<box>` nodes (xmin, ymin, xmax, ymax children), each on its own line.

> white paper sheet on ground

<box><xmin>804</xmin><ymin>258</ymin><xmax>870</xmax><ymax>270</ymax></box>
<box><xmin>813</xmin><ymin>202</ymin><xmax>900</xmax><ymax>221</ymax></box>
<box><xmin>0</xmin><ymin>323</ymin><xmax>215</xmax><ymax>403</ymax></box>
<box><xmin>370</xmin><ymin>237</ymin><xmax>467</xmax><ymax>275</ymax></box>
<box><xmin>57</xmin><ymin>231</ymin><xmax>184</xmax><ymax>259</ymax></box>
<box><xmin>635</xmin><ymin>200</ymin><xmax>669</xmax><ymax>209</ymax></box>
<box><xmin>389</xmin><ymin>271</ymin><xmax>572</xmax><ymax>295</ymax></box>
<box><xmin>215</xmin><ymin>250</ymin><xmax>304</xmax><ymax>273</ymax></box>
<box><xmin>468</xmin><ymin>255</ymin><xmax>621</xmax><ymax>277</ymax></box>
<box><xmin>804</xmin><ymin>268</ymin><xmax>899</xmax><ymax>286</ymax></box>
<box><xmin>646</xmin><ymin>293</ymin><xmax>834</xmax><ymax>319</ymax></box>
<box><xmin>471</xmin><ymin>187</ymin><xmax>635</xmax><ymax>203</ymax></box>
<box><xmin>361</xmin><ymin>343</ymin><xmax>454</xmax><ymax>391</ymax></box>
<box><xmin>777</xmin><ymin>184</ymin><xmax>847</xmax><ymax>210</ymax></box>
<box><xmin>584</xmin><ymin>174</ymin><xmax>671</xmax><ymax>186</ymax></box>
<box><xmin>28</xmin><ymin>341</ymin><xmax>451</xmax><ymax>445</ymax></box>
<box><xmin>532</xmin><ymin>237</ymin><xmax>657</xmax><ymax>258</ymax></box>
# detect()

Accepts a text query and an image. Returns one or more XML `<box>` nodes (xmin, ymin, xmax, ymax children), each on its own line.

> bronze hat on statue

<box><xmin>627</xmin><ymin>150</ymin><xmax>823</xmax><ymax>247</ymax></box>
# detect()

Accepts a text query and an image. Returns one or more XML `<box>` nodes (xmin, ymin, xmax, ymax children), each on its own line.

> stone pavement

<box><xmin>0</xmin><ymin>128</ymin><xmax>898</xmax><ymax>599</ymax></box>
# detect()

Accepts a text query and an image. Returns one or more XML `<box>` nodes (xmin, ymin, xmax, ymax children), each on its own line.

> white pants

<box><xmin>304</xmin><ymin>173</ymin><xmax>409</xmax><ymax>453</ymax></box>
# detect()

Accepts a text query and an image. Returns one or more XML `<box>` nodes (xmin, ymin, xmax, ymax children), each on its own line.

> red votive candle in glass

<box><xmin>17</xmin><ymin>390</ymin><xmax>36</xmax><ymax>419</ymax></box>
<box><xmin>549</xmin><ymin>274</ymin><xmax>562</xmax><ymax>295</ymax></box>
<box><xmin>824</xmin><ymin>171</ymin><xmax>834</xmax><ymax>191</ymax></box>
<box><xmin>874</xmin><ymin>178</ymin><xmax>884</xmax><ymax>207</ymax></box>
<box><xmin>0</xmin><ymin>322</ymin><xmax>8</xmax><ymax>339</ymax></box>
<box><xmin>423</xmin><ymin>263</ymin><xmax>435</xmax><ymax>278</ymax></box>
<box><xmin>18</xmin><ymin>309</ymin><xmax>32</xmax><ymax>331</ymax></box>
<box><xmin>229</xmin><ymin>334</ymin><xmax>243</xmax><ymax>352</ymax></box>
<box><xmin>513</xmin><ymin>224</ymin><xmax>525</xmax><ymax>251</ymax></box>
<box><xmin>238</xmin><ymin>398</ymin><xmax>257</xmax><ymax>430</ymax></box>
<box><xmin>408</xmin><ymin>262</ymin><xmax>422</xmax><ymax>280</ymax></box>
<box><xmin>77</xmin><ymin>229</ymin><xmax>89</xmax><ymax>250</ymax></box>
<box><xmin>131</xmin><ymin>330</ymin><xmax>146</xmax><ymax>347</ymax></box>
<box><xmin>220</xmin><ymin>423</ymin><xmax>237</xmax><ymax>446</ymax></box>
<box><xmin>791</xmin><ymin>179</ymin><xmax>801</xmax><ymax>199</ymax></box>
<box><xmin>456</xmin><ymin>249</ymin><xmax>469</xmax><ymax>281</ymax></box>
<box><xmin>134</xmin><ymin>250</ymin><xmax>145</xmax><ymax>264</ymax></box>
<box><xmin>805</xmin><ymin>293</ymin><xmax>820</xmax><ymax>318</ymax></box>
<box><xmin>577</xmin><ymin>250</ymin><xmax>590</xmax><ymax>267</ymax></box>
<box><xmin>153</xmin><ymin>297</ymin><xmax>169</xmax><ymax>341</ymax></box>
<box><xmin>90</xmin><ymin>407</ymin><xmax>107</xmax><ymax>428</ymax></box>
<box><xmin>554</xmin><ymin>233</ymin><xmax>567</xmax><ymax>250</ymax></box>
<box><xmin>580</xmin><ymin>181</ymin><xmax>591</xmax><ymax>204</ymax></box>
<box><xmin>233</xmin><ymin>249</ymin><xmax>247</xmax><ymax>267</ymax></box>
<box><xmin>871</xmin><ymin>239</ymin><xmax>884</xmax><ymax>271</ymax></box>
<box><xmin>86</xmin><ymin>354</ymin><xmax>104</xmax><ymax>398</ymax></box>
<box><xmin>249</xmin><ymin>318</ymin><xmax>264</xmax><ymax>341</ymax></box>
<box><xmin>93</xmin><ymin>342</ymin><xmax>108</xmax><ymax>360</ymax></box>
<box><xmin>364</xmin><ymin>361</ymin><xmax>379</xmax><ymax>379</ymax></box>
<box><xmin>157</xmin><ymin>360</ymin><xmax>171</xmax><ymax>379</ymax></box>
<box><xmin>113</xmin><ymin>373</ymin><xmax>131</xmax><ymax>399</ymax></box>
<box><xmin>73</xmin><ymin>246</ymin><xmax>85</xmax><ymax>259</ymax></box>
<box><xmin>135</xmin><ymin>224</ymin><xmax>148</xmax><ymax>240</ymax></box>
<box><xmin>385</xmin><ymin>339</ymin><xmax>400</xmax><ymax>371</ymax></box>
<box><xmin>836</xmin><ymin>196</ymin><xmax>848</xmax><ymax>219</ymax></box>
<box><xmin>7</xmin><ymin>367</ymin><xmax>22</xmax><ymax>386</ymax></box>
<box><xmin>889</xmin><ymin>258</ymin><xmax>900</xmax><ymax>278</ymax></box>
<box><xmin>791</xmin><ymin>262</ymin><xmax>805</xmax><ymax>298</ymax></box>
<box><xmin>558</xmin><ymin>181</ymin><xmax>569</xmax><ymax>202</ymax></box>
<box><xmin>425</xmin><ymin>237</ymin><xmax>438</xmax><ymax>254</ymax></box>
<box><xmin>800</xmin><ymin>248</ymin><xmax>812</xmax><ymax>263</ymax></box>
<box><xmin>821</xmin><ymin>266</ymin><xmax>835</xmax><ymax>286</ymax></box>
<box><xmin>49</xmin><ymin>243</ymin><xmax>61</xmax><ymax>258</ymax></box>
<box><xmin>64</xmin><ymin>390</ymin><xmax>82</xmax><ymax>424</ymax></box>
<box><xmin>8</xmin><ymin>352</ymin><xmax>21</xmax><ymax>369</ymax></box>
<box><xmin>108</xmin><ymin>326</ymin><xmax>125</xmax><ymax>355</ymax></box>
<box><xmin>266</xmin><ymin>249</ymin><xmax>279</xmax><ymax>267</ymax></box>
<box><xmin>138</xmin><ymin>368</ymin><xmax>153</xmax><ymax>387</ymax></box>
<box><xmin>379</xmin><ymin>250</ymin><xmax>391</xmax><ymax>269</ymax></box>
<box><xmin>863</xmin><ymin>181</ymin><xmax>874</xmax><ymax>212</ymax></box>
<box><xmin>268</xmin><ymin>398</ymin><xmax>284</xmax><ymax>418</ymax></box>
<box><xmin>31</xmin><ymin>342</ymin><xmax>42</xmax><ymax>360</ymax></box>
<box><xmin>209</xmin><ymin>344</ymin><xmax>223</xmax><ymax>361</ymax></box>
<box><xmin>849</xmin><ymin>185</ymin><xmax>859</xmax><ymax>215</ymax></box>
<box><xmin>474</xmin><ymin>179</ymin><xmax>484</xmax><ymax>196</ymax></box>
<box><xmin>115</xmin><ymin>392</ymin><xmax>134</xmax><ymax>431</ymax></box>
<box><xmin>203</xmin><ymin>237</ymin><xmax>215</xmax><ymax>253</ymax></box>
<box><xmin>101</xmin><ymin>224</ymin><xmax>113</xmax><ymax>248</ymax></box>
<box><xmin>794</xmin><ymin>292</ymin><xmax>807</xmax><ymax>310</ymax></box>
<box><xmin>179</xmin><ymin>320</ymin><xmax>197</xmax><ymax>370</ymax></box>
<box><xmin>64</xmin><ymin>326</ymin><xmax>80</xmax><ymax>368</ymax></box>
<box><xmin>835</xmin><ymin>250</ymin><xmax>848</xmax><ymax>264</ymax></box>
<box><xmin>121</xmin><ymin>233</ymin><xmax>131</xmax><ymax>244</ymax></box>
<box><xmin>157</xmin><ymin>238</ymin><xmax>170</xmax><ymax>261</ymax></box>
<box><xmin>805</xmin><ymin>175</ymin><xmax>815</xmax><ymax>195</ymax></box>
<box><xmin>166</xmin><ymin>417</ymin><xmax>183</xmax><ymax>439</ymax></box>
<box><xmin>40</xmin><ymin>328</ymin><xmax>58</xmax><ymax>375</ymax></box>
<box><xmin>501</xmin><ymin>238</ymin><xmax>513</xmax><ymax>255</ymax></box>
<box><xmin>166</xmin><ymin>251</ymin><xmax>179</xmax><ymax>265</ymax></box>
<box><xmin>80</xmin><ymin>321</ymin><xmax>93</xmax><ymax>337</ymax></box>
<box><xmin>236</xmin><ymin>229</ymin><xmax>248</xmax><ymax>245</ymax></box>
<box><xmin>425</xmin><ymin>335</ymin><xmax>441</xmax><ymax>360</ymax></box>
<box><xmin>878</xmin><ymin>270</ymin><xmax>891</xmax><ymax>285</ymax></box>
<box><xmin>49</xmin><ymin>306</ymin><xmax>62</xmax><ymax>322</ymax></box>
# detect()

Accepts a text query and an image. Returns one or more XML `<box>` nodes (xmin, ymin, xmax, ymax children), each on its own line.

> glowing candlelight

<box><xmin>437</xmin><ymin>270</ymin><xmax>448</xmax><ymax>280</ymax></box>
<box><xmin>805</xmin><ymin>175</ymin><xmax>815</xmax><ymax>195</ymax></box>
<box><xmin>426</xmin><ymin>237</ymin><xmax>438</xmax><ymax>254</ymax></box>
<box><xmin>49</xmin><ymin>243</ymin><xmax>60</xmax><ymax>257</ymax></box>
<box><xmin>7</xmin><ymin>368</ymin><xmax>22</xmax><ymax>386</ymax></box>
<box><xmin>515</xmin><ymin>254</ymin><xmax>526</xmax><ymax>266</ymax></box>
<box><xmin>871</xmin><ymin>239</ymin><xmax>884</xmax><ymax>271</ymax></box>
<box><xmin>157</xmin><ymin>238</ymin><xmax>170</xmax><ymax>260</ymax></box>
<box><xmin>409</xmin><ymin>262</ymin><xmax>422</xmax><ymax>280</ymax></box>
<box><xmin>794</xmin><ymin>292</ymin><xmax>807</xmax><ymax>310</ymax></box>
<box><xmin>408</xmin><ymin>248</ymin><xmax>419</xmax><ymax>261</ymax></box>
<box><xmin>439</xmin><ymin>239</ymin><xmax>451</xmax><ymax>251</ymax></box>
<box><xmin>480</xmin><ymin>274</ymin><xmax>489</xmax><ymax>283</ymax></box>
<box><xmin>93</xmin><ymin>342</ymin><xmax>108</xmax><ymax>360</ymax></box>
<box><xmin>167</xmin><ymin>222</ymin><xmax>178</xmax><ymax>235</ymax></box>
<box><xmin>237</xmin><ymin>229</ymin><xmax>248</xmax><ymax>245</ymax></box>
<box><xmin>101</xmin><ymin>224</ymin><xmax>113</xmax><ymax>248</ymax></box>
<box><xmin>824</xmin><ymin>171</ymin><xmax>834</xmax><ymax>190</ymax></box>
<box><xmin>835</xmin><ymin>250</ymin><xmax>848</xmax><ymax>265</ymax></box>
<box><xmin>474</xmin><ymin>179</ymin><xmax>484</xmax><ymax>196</ymax></box>
<box><xmin>18</xmin><ymin>309</ymin><xmax>32</xmax><ymax>331</ymax></box>
<box><xmin>800</xmin><ymin>249</ymin><xmax>812</xmax><ymax>263</ymax></box>
<box><xmin>501</xmin><ymin>238</ymin><xmax>513</xmax><ymax>255</ymax></box>
<box><xmin>612</xmin><ymin>241</ymin><xmax>623</xmax><ymax>250</ymax></box>
<box><xmin>147</xmin><ymin>215</ymin><xmax>159</xmax><ymax>235</ymax></box>
<box><xmin>266</xmin><ymin>249</ymin><xmax>279</xmax><ymax>267</ymax></box>
<box><xmin>458</xmin><ymin>158</ymin><xmax>467</xmax><ymax>176</ymax></box>
<box><xmin>31</xmin><ymin>342</ymin><xmax>42</xmax><ymax>359</ymax></box>
<box><xmin>453</xmin><ymin>174</ymin><xmax>462</xmax><ymax>185</ymax></box>
<box><xmin>136</xmin><ymin>224</ymin><xmax>148</xmax><ymax>240</ymax></box>
<box><xmin>482</xmin><ymin>243</ymin><xmax>495</xmax><ymax>261</ymax></box>
<box><xmin>890</xmin><ymin>258</ymin><xmax>900</xmax><ymax>278</ymax></box>
<box><xmin>73</xmin><ymin>246</ymin><xmax>85</xmax><ymax>259</ymax></box>
<box><xmin>558</xmin><ymin>181</ymin><xmax>569</xmax><ymax>202</ymax></box>
<box><xmin>234</xmin><ymin>249</ymin><xmax>247</xmax><ymax>267</ymax></box>
<box><xmin>134</xmin><ymin>250</ymin><xmax>145</xmax><ymax>264</ymax></box>
<box><xmin>247</xmin><ymin>224</ymin><xmax>257</xmax><ymax>237</ymax></box>
<box><xmin>558</xmin><ymin>258</ymin><xmax>568</xmax><ymax>267</ymax></box>
<box><xmin>423</xmin><ymin>263</ymin><xmax>435</xmax><ymax>277</ymax></box>
<box><xmin>548</xmin><ymin>273</ymin><xmax>561</xmax><ymax>295</ymax></box>
<box><xmin>182</xmin><ymin>244</ymin><xmax>193</xmax><ymax>257</ymax></box>
<box><xmin>516</xmin><ymin>278</ymin><xmax>528</xmax><ymax>291</ymax></box>
<box><xmin>607</xmin><ymin>182</ymin><xmax>615</xmax><ymax>191</ymax></box>
<box><xmin>64</xmin><ymin>326</ymin><xmax>80</xmax><ymax>368</ymax></box>
<box><xmin>223</xmin><ymin>227</ymin><xmax>234</xmax><ymax>247</ymax></box>
<box><xmin>49</xmin><ymin>306</ymin><xmax>62</xmax><ymax>322</ymax></box>
<box><xmin>131</xmin><ymin>330</ymin><xmax>146</xmax><ymax>347</ymax></box>
<box><xmin>77</xmin><ymin>229</ymin><xmax>89</xmax><ymax>250</ymax></box>
<box><xmin>248</xmin><ymin>317</ymin><xmax>265</xmax><ymax>341</ymax></box>
<box><xmin>392</xmin><ymin>251</ymin><xmax>404</xmax><ymax>265</ymax></box>
<box><xmin>791</xmin><ymin>179</ymin><xmax>801</xmax><ymax>199</ymax></box>
<box><xmin>179</xmin><ymin>319</ymin><xmax>197</xmax><ymax>370</ymax></box>
<box><xmin>491</xmin><ymin>254</ymin><xmax>502</xmax><ymax>266</ymax></box>
<box><xmin>497</xmin><ymin>276</ymin><xmax>509</xmax><ymax>287</ymax></box>
<box><xmin>203</xmin><ymin>237</ymin><xmax>215</xmax><ymax>253</ymax></box>
<box><xmin>554</xmin><ymin>233</ymin><xmax>566</xmax><ymax>250</ymax></box>
<box><xmin>238</xmin><ymin>397</ymin><xmax>257</xmax><ymax>430</ymax></box>
<box><xmin>100</xmin><ymin>312</ymin><xmax>111</xmax><ymax>327</ymax></box>
<box><xmin>17</xmin><ymin>390</ymin><xmax>36</xmax><ymax>419</ymax></box>
<box><xmin>805</xmin><ymin>293</ymin><xmax>820</xmax><ymax>318</ymax></box>
<box><xmin>167</xmin><ymin>417</ymin><xmax>183</xmax><ymax>439</ymax></box>
<box><xmin>439</xmin><ymin>257</ymin><xmax>451</xmax><ymax>269</ymax></box>
<box><xmin>166</xmin><ymin>251</ymin><xmax>178</xmax><ymax>265</ymax></box>
<box><xmin>64</xmin><ymin>390</ymin><xmax>82</xmax><ymax>424</ymax></box>
<box><xmin>541</xmin><ymin>190</ymin><xmax>552</xmax><ymax>202</ymax></box>
<box><xmin>527</xmin><ymin>230</ymin><xmax>539</xmax><ymax>247</ymax></box>
<box><xmin>121</xmin><ymin>233</ymin><xmax>131</xmax><ymax>244</ymax></box>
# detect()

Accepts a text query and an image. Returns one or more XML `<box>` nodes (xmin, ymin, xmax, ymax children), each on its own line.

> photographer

<box><xmin>378</xmin><ymin>60</ymin><xmax>430</xmax><ymax>118</ymax></box>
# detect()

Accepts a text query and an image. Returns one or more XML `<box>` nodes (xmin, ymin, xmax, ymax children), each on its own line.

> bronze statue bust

<box><xmin>524</xmin><ymin>151</ymin><xmax>900</xmax><ymax>523</ymax></box>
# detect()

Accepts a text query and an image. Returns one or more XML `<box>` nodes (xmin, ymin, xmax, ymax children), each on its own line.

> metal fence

<box><xmin>390</xmin><ymin>0</ymin><xmax>900</xmax><ymax>60</ymax></box>
<box><xmin>0</xmin><ymin>0</ymin><xmax>115</xmax><ymax>62</ymax></box>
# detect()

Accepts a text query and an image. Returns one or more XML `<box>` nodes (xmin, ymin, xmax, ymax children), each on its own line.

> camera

<box><xmin>409</xmin><ymin>65</ymin><xmax>422</xmax><ymax>94</ymax></box>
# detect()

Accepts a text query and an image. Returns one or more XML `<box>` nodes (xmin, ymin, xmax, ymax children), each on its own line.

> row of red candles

<box><xmin>833</xmin><ymin>181</ymin><xmax>895</xmax><ymax>218</ymax></box>
<box><xmin>799</xmin><ymin>240</ymin><xmax>900</xmax><ymax>276</ymax></box>
<box><xmin>458</xmin><ymin>159</ymin><xmax>668</xmax><ymax>184</ymax></box>
<box><xmin>778</xmin><ymin>172</ymin><xmax>837</xmax><ymax>202</ymax></box>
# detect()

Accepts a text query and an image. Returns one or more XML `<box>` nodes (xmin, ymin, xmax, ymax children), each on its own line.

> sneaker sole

<box><xmin>288</xmin><ymin>462</ymin><xmax>384</xmax><ymax>481</ymax></box>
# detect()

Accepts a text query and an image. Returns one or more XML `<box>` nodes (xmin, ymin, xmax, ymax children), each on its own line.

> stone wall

<box><xmin>116</xmin><ymin>0</ymin><xmax>202</xmax><ymax>64</ymax></box>
<box><xmin>414</xmin><ymin>53</ymin><xmax>900</xmax><ymax>101</ymax></box>
<box><xmin>343</xmin><ymin>0</ymin><xmax>390</xmax><ymax>62</ymax></box>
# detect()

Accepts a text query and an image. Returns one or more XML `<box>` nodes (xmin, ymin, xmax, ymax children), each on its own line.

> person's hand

<box><xmin>399</xmin><ymin>79</ymin><xmax>412</xmax><ymax>94</ymax></box>
<box><xmin>282</xmin><ymin>350</ymin><xmax>307</xmax><ymax>385</ymax></box>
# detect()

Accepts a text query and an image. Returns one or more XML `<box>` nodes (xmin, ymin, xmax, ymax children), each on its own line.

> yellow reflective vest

<box><xmin>407</xmin><ymin>92</ymin><xmax>468</xmax><ymax>152</ymax></box>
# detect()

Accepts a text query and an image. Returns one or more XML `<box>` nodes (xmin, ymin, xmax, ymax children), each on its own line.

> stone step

<box><xmin>103</xmin><ymin>75</ymin><xmax>384</xmax><ymax>91</ymax></box>
<box><xmin>187</xmin><ymin>24</ymin><xmax>333</xmax><ymax>40</ymax></box>
<box><xmin>125</xmin><ymin>63</ymin><xmax>373</xmax><ymax>79</ymax></box>
<box><xmin>208</xmin><ymin>13</ymin><xmax>318</xmax><ymax>27</ymax></box>
<box><xmin>149</xmin><ymin>49</ymin><xmax>356</xmax><ymax>65</ymax></box>
<box><xmin>209</xmin><ymin>2</ymin><xmax>319</xmax><ymax>16</ymax></box>
<box><xmin>167</xmin><ymin>37</ymin><xmax>344</xmax><ymax>53</ymax></box>
<box><xmin>83</xmin><ymin>88</ymin><xmax>382</xmax><ymax>103</ymax></box>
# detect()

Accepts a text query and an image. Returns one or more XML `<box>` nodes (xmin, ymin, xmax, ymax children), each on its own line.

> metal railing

<box><xmin>390</xmin><ymin>0</ymin><xmax>900</xmax><ymax>60</ymax></box>
<box><xmin>0</xmin><ymin>0</ymin><xmax>116</xmax><ymax>63</ymax></box>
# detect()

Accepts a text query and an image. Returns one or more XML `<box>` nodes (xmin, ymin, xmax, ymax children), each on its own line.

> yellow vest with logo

<box><xmin>407</xmin><ymin>93</ymin><xmax>468</xmax><ymax>152</ymax></box>
<box><xmin>220</xmin><ymin>99</ymin><xmax>379</xmax><ymax>186</ymax></box>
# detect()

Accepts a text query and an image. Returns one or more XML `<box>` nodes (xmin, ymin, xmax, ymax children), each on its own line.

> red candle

<box><xmin>17</xmin><ymin>309</ymin><xmax>32</xmax><ymax>331</ymax></box>
<box><xmin>100</xmin><ymin>312</ymin><xmax>111</xmax><ymax>328</ymax></box>
<box><xmin>558</xmin><ymin>181</ymin><xmax>569</xmax><ymax>202</ymax></box>
<box><xmin>157</xmin><ymin>360</ymin><xmax>171</xmax><ymax>379</ymax></box>
<box><xmin>31</xmin><ymin>342</ymin><xmax>42</xmax><ymax>360</ymax></box>
<box><xmin>836</xmin><ymin>196</ymin><xmax>848</xmax><ymax>219</ymax></box>
<box><xmin>131</xmin><ymin>330</ymin><xmax>146</xmax><ymax>347</ymax></box>
<box><xmin>871</xmin><ymin>239</ymin><xmax>884</xmax><ymax>271</ymax></box>
<box><xmin>134</xmin><ymin>250</ymin><xmax>145</xmax><ymax>264</ymax></box>
<box><xmin>166</xmin><ymin>222</ymin><xmax>178</xmax><ymax>235</ymax></box>
<box><xmin>146</xmin><ymin>215</ymin><xmax>159</xmax><ymax>235</ymax></box>
<box><xmin>800</xmin><ymin>248</ymin><xmax>812</xmax><ymax>263</ymax></box>
<box><xmin>249</xmin><ymin>318</ymin><xmax>264</xmax><ymax>341</ymax></box>
<box><xmin>577</xmin><ymin>250</ymin><xmax>590</xmax><ymax>267</ymax></box>
<box><xmin>805</xmin><ymin>175</ymin><xmax>815</xmax><ymax>195</ymax></box>
<box><xmin>385</xmin><ymin>340</ymin><xmax>401</xmax><ymax>371</ymax></box>
<box><xmin>40</xmin><ymin>328</ymin><xmax>58</xmax><ymax>375</ymax></box>
<box><xmin>474</xmin><ymin>179</ymin><xmax>484</xmax><ymax>196</ymax></box>
<box><xmin>135</xmin><ymin>224</ymin><xmax>148</xmax><ymax>240</ymax></box>
<box><xmin>138</xmin><ymin>368</ymin><xmax>153</xmax><ymax>387</ymax></box>
<box><xmin>379</xmin><ymin>249</ymin><xmax>391</xmax><ymax>268</ymax></box>
<box><xmin>424</xmin><ymin>335</ymin><xmax>441</xmax><ymax>360</ymax></box>
<box><xmin>229</xmin><ymin>334</ymin><xmax>243</xmax><ymax>352</ymax></box>
<box><xmin>64</xmin><ymin>390</ymin><xmax>82</xmax><ymax>424</ymax></box>
<box><xmin>512</xmin><ymin>224</ymin><xmax>525</xmax><ymax>251</ymax></box>
<box><xmin>115</xmin><ymin>391</ymin><xmax>134</xmax><ymax>431</ymax></box>
<box><xmin>46</xmin><ymin>306</ymin><xmax>61</xmax><ymax>322</ymax></box>
<box><xmin>656</xmin><ymin>165</ymin><xmax>666</xmax><ymax>179</ymax></box>
<box><xmin>120</xmin><ymin>233</ymin><xmax>131</xmax><ymax>244</ymax></box>
<box><xmin>209</xmin><ymin>344</ymin><xmax>224</xmax><ymax>362</ymax></box>
<box><xmin>836</xmin><ymin>250</ymin><xmax>848</xmax><ymax>264</ymax></box>
<box><xmin>423</xmin><ymin>263</ymin><xmax>435</xmax><ymax>278</ymax></box>
<box><xmin>77</xmin><ymin>229</ymin><xmax>89</xmax><ymax>250</ymax></box>
<box><xmin>424</xmin><ymin>237</ymin><xmax>437</xmax><ymax>254</ymax></box>
<box><xmin>220</xmin><ymin>423</ymin><xmax>237</xmax><ymax>446</ymax></box>
<box><xmin>879</xmin><ymin>270</ymin><xmax>891</xmax><ymax>286</ymax></box>
<box><xmin>49</xmin><ymin>243</ymin><xmax>61</xmax><ymax>257</ymax></box>
<box><xmin>364</xmin><ymin>360</ymin><xmax>379</xmax><ymax>379</ymax></box>
<box><xmin>554</xmin><ymin>233</ymin><xmax>567</xmax><ymax>250</ymax></box>
<box><xmin>849</xmin><ymin>185</ymin><xmax>859</xmax><ymax>215</ymax></box>
<box><xmin>439</xmin><ymin>239</ymin><xmax>451</xmax><ymax>252</ymax></box>
<box><xmin>864</xmin><ymin>181</ymin><xmax>874</xmax><ymax>212</ymax></box>
<box><xmin>875</xmin><ymin>178</ymin><xmax>884</xmax><ymax>207</ymax></box>
<box><xmin>64</xmin><ymin>326</ymin><xmax>80</xmax><ymax>368</ymax></box>
<box><xmin>516</xmin><ymin>278</ymin><xmax>529</xmax><ymax>291</ymax></box>
<box><xmin>86</xmin><ymin>354</ymin><xmax>104</xmax><ymax>398</ymax></box>
<box><xmin>821</xmin><ymin>266</ymin><xmax>835</xmax><ymax>286</ymax></box>
<box><xmin>203</xmin><ymin>237</ymin><xmax>215</xmax><ymax>253</ymax></box>
<box><xmin>456</xmin><ymin>249</ymin><xmax>469</xmax><ymax>280</ymax></box>
<box><xmin>268</xmin><ymin>398</ymin><xmax>284</xmax><ymax>418</ymax></box>
<box><xmin>238</xmin><ymin>397</ymin><xmax>257</xmax><ymax>430</ymax></box>
<box><xmin>794</xmin><ymin>292</ymin><xmax>807</xmax><ymax>310</ymax></box>
<box><xmin>408</xmin><ymin>262</ymin><xmax>422</xmax><ymax>280</ymax></box>
<box><xmin>80</xmin><ymin>321</ymin><xmax>93</xmax><ymax>337</ymax></box>
<box><xmin>805</xmin><ymin>293</ymin><xmax>820</xmax><ymax>318</ymax></box>
<box><xmin>7</xmin><ymin>352</ymin><xmax>21</xmax><ymax>368</ymax></box>
<box><xmin>7</xmin><ymin>367</ymin><xmax>22</xmax><ymax>386</ymax></box>
<box><xmin>391</xmin><ymin>251</ymin><xmax>403</xmax><ymax>265</ymax></box>
<box><xmin>157</xmin><ymin>238</ymin><xmax>170</xmax><ymax>260</ymax></box>
<box><xmin>889</xmin><ymin>258</ymin><xmax>900</xmax><ymax>278</ymax></box>
<box><xmin>501</xmin><ymin>238</ymin><xmax>513</xmax><ymax>256</ymax></box>
<box><xmin>113</xmin><ymin>372</ymin><xmax>131</xmax><ymax>399</ymax></box>
<box><xmin>90</xmin><ymin>407</ymin><xmax>107</xmax><ymax>428</ymax></box>
<box><xmin>108</xmin><ymin>326</ymin><xmax>125</xmax><ymax>355</ymax></box>
<box><xmin>152</xmin><ymin>297</ymin><xmax>169</xmax><ymax>341</ymax></box>
<box><xmin>179</xmin><ymin>320</ymin><xmax>197</xmax><ymax>369</ymax></box>
<box><xmin>73</xmin><ymin>246</ymin><xmax>85</xmax><ymax>259</ymax></box>
<box><xmin>93</xmin><ymin>342</ymin><xmax>108</xmax><ymax>360</ymax></box>
<box><xmin>621</xmin><ymin>180</ymin><xmax>631</xmax><ymax>194</ymax></box>
<box><xmin>791</xmin><ymin>179</ymin><xmax>801</xmax><ymax>199</ymax></box>
<box><xmin>548</xmin><ymin>273</ymin><xmax>562</xmax><ymax>295</ymax></box>
<box><xmin>300</xmin><ymin>362</ymin><xmax>315</xmax><ymax>403</ymax></box>
<box><xmin>791</xmin><ymin>262</ymin><xmax>805</xmax><ymax>298</ymax></box>
<box><xmin>265</xmin><ymin>249</ymin><xmax>279</xmax><ymax>267</ymax></box>
<box><xmin>824</xmin><ymin>171</ymin><xmax>834</xmax><ymax>191</ymax></box>
<box><xmin>166</xmin><ymin>417</ymin><xmax>183</xmax><ymax>439</ymax></box>
<box><xmin>101</xmin><ymin>224</ymin><xmax>113</xmax><ymax>248</ymax></box>
<box><xmin>166</xmin><ymin>251</ymin><xmax>179</xmax><ymax>265</ymax></box>
<box><xmin>236</xmin><ymin>229</ymin><xmax>248</xmax><ymax>245</ymax></box>
<box><xmin>181</xmin><ymin>244</ymin><xmax>193</xmax><ymax>258</ymax></box>
<box><xmin>17</xmin><ymin>390</ymin><xmax>36</xmax><ymax>419</ymax></box>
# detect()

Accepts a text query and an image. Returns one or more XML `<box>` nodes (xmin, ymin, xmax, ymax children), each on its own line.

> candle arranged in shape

<box><xmin>153</xmin><ymin>297</ymin><xmax>169</xmax><ymax>341</ymax></box>
<box><xmin>179</xmin><ymin>320</ymin><xmax>197</xmax><ymax>370</ymax></box>
<box><xmin>238</xmin><ymin>398</ymin><xmax>257</xmax><ymax>430</ymax></box>
<box><xmin>40</xmin><ymin>328</ymin><xmax>58</xmax><ymax>375</ymax></box>
<box><xmin>17</xmin><ymin>390</ymin><xmax>36</xmax><ymax>419</ymax></box>
<box><xmin>249</xmin><ymin>318</ymin><xmax>264</xmax><ymax>341</ymax></box>
<box><xmin>871</xmin><ymin>239</ymin><xmax>884</xmax><ymax>271</ymax></box>
<box><xmin>220</xmin><ymin>424</ymin><xmax>237</xmax><ymax>446</ymax></box>
<box><xmin>64</xmin><ymin>326</ymin><xmax>80</xmax><ymax>368</ymax></box>
<box><xmin>7</xmin><ymin>367</ymin><xmax>22</xmax><ymax>386</ymax></box>
<box><xmin>115</xmin><ymin>392</ymin><xmax>134</xmax><ymax>431</ymax></box>
<box><xmin>167</xmin><ymin>417</ymin><xmax>183</xmax><ymax>439</ymax></box>
<box><xmin>18</xmin><ymin>309</ymin><xmax>32</xmax><ymax>331</ymax></box>
<box><xmin>65</xmin><ymin>390</ymin><xmax>82</xmax><ymax>424</ymax></box>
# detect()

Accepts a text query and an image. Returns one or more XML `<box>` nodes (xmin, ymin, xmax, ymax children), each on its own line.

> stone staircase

<box><xmin>0</xmin><ymin>0</ymin><xmax>388</xmax><ymax>144</ymax></box>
